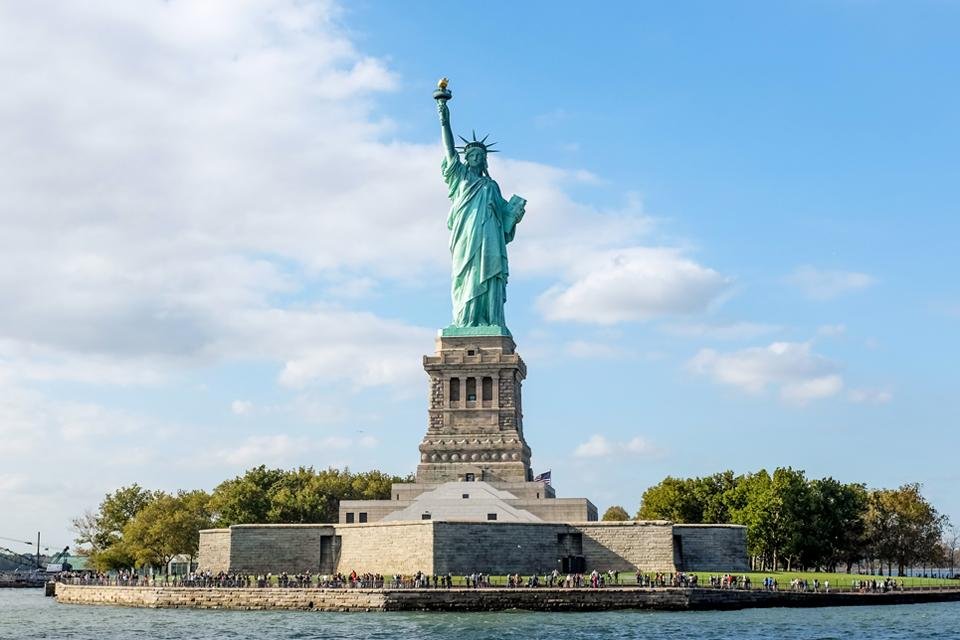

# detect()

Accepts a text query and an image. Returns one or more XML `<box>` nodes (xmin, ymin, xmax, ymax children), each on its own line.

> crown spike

<box><xmin>458</xmin><ymin>135</ymin><xmax>470</xmax><ymax>144</ymax></box>
<box><xmin>472</xmin><ymin>129</ymin><xmax>477</xmax><ymax>141</ymax></box>
<box><xmin>480</xmin><ymin>134</ymin><xmax>489</xmax><ymax>144</ymax></box>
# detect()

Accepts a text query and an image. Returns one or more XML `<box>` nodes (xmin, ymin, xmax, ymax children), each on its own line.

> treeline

<box><xmin>72</xmin><ymin>466</ymin><xmax>405</xmax><ymax>572</ymax></box>
<box><xmin>634</xmin><ymin>468</ymin><xmax>948</xmax><ymax>575</ymax></box>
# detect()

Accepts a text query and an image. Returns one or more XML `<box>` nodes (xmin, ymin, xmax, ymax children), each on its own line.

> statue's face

<box><xmin>465</xmin><ymin>148</ymin><xmax>486</xmax><ymax>169</ymax></box>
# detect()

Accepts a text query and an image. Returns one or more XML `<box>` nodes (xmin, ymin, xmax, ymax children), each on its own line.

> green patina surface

<box><xmin>440</xmin><ymin>325</ymin><xmax>512</xmax><ymax>337</ymax></box>
<box><xmin>436</xmin><ymin>80</ymin><xmax>525</xmax><ymax>333</ymax></box>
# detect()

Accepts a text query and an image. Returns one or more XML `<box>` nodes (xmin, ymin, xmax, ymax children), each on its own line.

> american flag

<box><xmin>534</xmin><ymin>470</ymin><xmax>551</xmax><ymax>486</ymax></box>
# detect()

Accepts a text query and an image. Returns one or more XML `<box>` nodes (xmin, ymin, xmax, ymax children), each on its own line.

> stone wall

<box><xmin>57</xmin><ymin>583</ymin><xmax>960</xmax><ymax>612</ymax></box>
<box><xmin>576</xmin><ymin>522</ymin><xmax>676</xmax><ymax>573</ymax></box>
<box><xmin>338</xmin><ymin>500</ymin><xmax>401</xmax><ymax>524</ymax></box>
<box><xmin>518</xmin><ymin>498</ymin><xmax>597</xmax><ymax>522</ymax></box>
<box><xmin>197</xmin><ymin>529</ymin><xmax>231</xmax><ymax>573</ymax></box>
<box><xmin>673</xmin><ymin>524</ymin><xmax>749</xmax><ymax>572</ymax></box>
<box><xmin>198</xmin><ymin>520</ymin><xmax>747</xmax><ymax>577</ymax></box>
<box><xmin>55</xmin><ymin>584</ymin><xmax>386</xmax><ymax>611</ymax></box>
<box><xmin>223</xmin><ymin>525</ymin><xmax>334</xmax><ymax>574</ymax></box>
<box><xmin>433</xmin><ymin>522</ymin><xmax>564</xmax><ymax>574</ymax></box>
<box><xmin>335</xmin><ymin>522</ymin><xmax>434</xmax><ymax>574</ymax></box>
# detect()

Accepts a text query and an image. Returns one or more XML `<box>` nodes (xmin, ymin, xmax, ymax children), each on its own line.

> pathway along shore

<box><xmin>54</xmin><ymin>583</ymin><xmax>960</xmax><ymax>612</ymax></box>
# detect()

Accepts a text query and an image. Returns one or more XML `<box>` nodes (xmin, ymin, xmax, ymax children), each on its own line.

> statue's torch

<box><xmin>434</xmin><ymin>77</ymin><xmax>452</xmax><ymax>102</ymax></box>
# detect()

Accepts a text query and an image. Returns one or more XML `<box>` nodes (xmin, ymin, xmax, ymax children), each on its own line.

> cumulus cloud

<box><xmin>358</xmin><ymin>434</ymin><xmax>379</xmax><ymax>448</ymax></box>
<box><xmin>231</xmin><ymin>400</ymin><xmax>254</xmax><ymax>416</ymax></box>
<box><xmin>564</xmin><ymin>340</ymin><xmax>626</xmax><ymax>359</ymax></box>
<box><xmin>214</xmin><ymin>433</ymin><xmax>369</xmax><ymax>466</ymax></box>
<box><xmin>0</xmin><ymin>0</ymin><xmax>717</xmax><ymax>541</ymax></box>
<box><xmin>574</xmin><ymin>434</ymin><xmax>661</xmax><ymax>458</ymax></box>
<box><xmin>788</xmin><ymin>267</ymin><xmax>876</xmax><ymax>300</ymax></box>
<box><xmin>0</xmin><ymin>474</ymin><xmax>26</xmax><ymax>493</ymax></box>
<box><xmin>817</xmin><ymin>324</ymin><xmax>847</xmax><ymax>337</ymax></box>
<box><xmin>848</xmin><ymin>388</ymin><xmax>893</xmax><ymax>405</ymax></box>
<box><xmin>215</xmin><ymin>435</ymin><xmax>306</xmax><ymax>466</ymax></box>
<box><xmin>0</xmin><ymin>0</ymin><xmax>687</xmax><ymax>389</ymax></box>
<box><xmin>0</xmin><ymin>1</ymin><xmax>449</xmax><ymax>384</ymax></box>
<box><xmin>538</xmin><ymin>248</ymin><xmax>731</xmax><ymax>324</ymax></box>
<box><xmin>661</xmin><ymin>322</ymin><xmax>781</xmax><ymax>341</ymax></box>
<box><xmin>689</xmin><ymin>341</ymin><xmax>844</xmax><ymax>404</ymax></box>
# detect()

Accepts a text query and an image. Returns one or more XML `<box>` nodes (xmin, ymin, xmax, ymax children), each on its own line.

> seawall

<box><xmin>54</xmin><ymin>584</ymin><xmax>960</xmax><ymax>612</ymax></box>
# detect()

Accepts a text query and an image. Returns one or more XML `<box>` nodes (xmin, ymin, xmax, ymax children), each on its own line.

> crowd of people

<box><xmin>853</xmin><ymin>578</ymin><xmax>904</xmax><ymax>593</ymax></box>
<box><xmin>52</xmin><ymin>569</ymin><xmax>916</xmax><ymax>593</ymax></box>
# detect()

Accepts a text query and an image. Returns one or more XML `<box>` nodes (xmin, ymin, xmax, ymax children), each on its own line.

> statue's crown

<box><xmin>456</xmin><ymin>130</ymin><xmax>499</xmax><ymax>154</ymax></box>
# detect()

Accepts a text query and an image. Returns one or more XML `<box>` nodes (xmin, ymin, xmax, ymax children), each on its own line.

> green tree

<box><xmin>727</xmin><ymin>469</ymin><xmax>775</xmax><ymax>569</ymax></box>
<box><xmin>867</xmin><ymin>483</ymin><xmax>946</xmax><ymax>576</ymax></box>
<box><xmin>637</xmin><ymin>476</ymin><xmax>703</xmax><ymax>522</ymax></box>
<box><xmin>123</xmin><ymin>490</ymin><xmax>213</xmax><ymax>572</ymax></box>
<box><xmin>209</xmin><ymin>465</ymin><xmax>287</xmax><ymax>526</ymax></box>
<box><xmin>805</xmin><ymin>478</ymin><xmax>868</xmax><ymax>571</ymax></box>
<box><xmin>71</xmin><ymin>484</ymin><xmax>159</xmax><ymax>571</ymax></box>
<box><xmin>637</xmin><ymin>472</ymin><xmax>739</xmax><ymax>524</ymax></box>
<box><xmin>695</xmin><ymin>471</ymin><xmax>739</xmax><ymax>523</ymax></box>
<box><xmin>266</xmin><ymin>467</ymin><xmax>336</xmax><ymax>523</ymax></box>
<box><xmin>768</xmin><ymin>467</ymin><xmax>811</xmax><ymax>571</ymax></box>
<box><xmin>210</xmin><ymin>466</ymin><xmax>403</xmax><ymax>526</ymax></box>
<box><xmin>602</xmin><ymin>505</ymin><xmax>630</xmax><ymax>521</ymax></box>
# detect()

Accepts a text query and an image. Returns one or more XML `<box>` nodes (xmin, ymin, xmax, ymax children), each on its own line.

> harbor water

<box><xmin>2</xmin><ymin>588</ymin><xmax>960</xmax><ymax>639</ymax></box>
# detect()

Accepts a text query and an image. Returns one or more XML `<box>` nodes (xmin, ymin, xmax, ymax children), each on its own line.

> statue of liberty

<box><xmin>435</xmin><ymin>79</ymin><xmax>526</xmax><ymax>336</ymax></box>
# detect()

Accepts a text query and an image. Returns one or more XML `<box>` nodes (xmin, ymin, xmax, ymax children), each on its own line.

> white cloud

<box><xmin>57</xmin><ymin>403</ymin><xmax>143</xmax><ymax>443</ymax></box>
<box><xmin>216</xmin><ymin>435</ymin><xmax>305</xmax><ymax>466</ymax></box>
<box><xmin>533</xmin><ymin>108</ymin><xmax>568</xmax><ymax>128</ymax></box>
<box><xmin>780</xmin><ymin>374</ymin><xmax>844</xmax><ymax>403</ymax></box>
<box><xmin>0</xmin><ymin>0</ymin><xmax>682</xmax><ymax>391</ymax></box>
<box><xmin>0</xmin><ymin>1</ymin><xmax>442</xmax><ymax>385</ymax></box>
<box><xmin>574</xmin><ymin>434</ymin><xmax>661</xmax><ymax>458</ymax></box>
<box><xmin>214</xmin><ymin>433</ymin><xmax>363</xmax><ymax>466</ymax></box>
<box><xmin>848</xmin><ymin>388</ymin><xmax>893</xmax><ymax>405</ymax></box>
<box><xmin>538</xmin><ymin>248</ymin><xmax>730</xmax><ymax>324</ymax></box>
<box><xmin>231</xmin><ymin>400</ymin><xmax>254</xmax><ymax>416</ymax></box>
<box><xmin>564</xmin><ymin>340</ymin><xmax>626</xmax><ymax>359</ymax></box>
<box><xmin>817</xmin><ymin>324</ymin><xmax>847</xmax><ymax>337</ymax></box>
<box><xmin>358</xmin><ymin>435</ymin><xmax>379</xmax><ymax>448</ymax></box>
<box><xmin>624</xmin><ymin>437</ymin><xmax>659</xmax><ymax>455</ymax></box>
<box><xmin>0</xmin><ymin>384</ymin><xmax>161</xmax><ymax>452</ymax></box>
<box><xmin>788</xmin><ymin>266</ymin><xmax>876</xmax><ymax>300</ymax></box>
<box><xmin>0</xmin><ymin>0</ymin><xmax>722</xmax><ymax>542</ymax></box>
<box><xmin>661</xmin><ymin>322</ymin><xmax>781</xmax><ymax>341</ymax></box>
<box><xmin>0</xmin><ymin>473</ymin><xmax>26</xmax><ymax>493</ymax></box>
<box><xmin>689</xmin><ymin>341</ymin><xmax>844</xmax><ymax>404</ymax></box>
<box><xmin>574</xmin><ymin>435</ymin><xmax>615</xmax><ymax>458</ymax></box>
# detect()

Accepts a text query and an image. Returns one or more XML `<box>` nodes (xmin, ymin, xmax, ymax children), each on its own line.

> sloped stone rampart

<box><xmin>336</xmin><ymin>521</ymin><xmax>435</xmax><ymax>574</ymax></box>
<box><xmin>226</xmin><ymin>525</ymin><xmax>335</xmax><ymax>574</ymax></box>
<box><xmin>576</xmin><ymin>522</ymin><xmax>676</xmax><ymax>572</ymax></box>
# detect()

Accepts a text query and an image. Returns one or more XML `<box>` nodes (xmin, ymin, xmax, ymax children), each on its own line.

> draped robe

<box><xmin>442</xmin><ymin>154</ymin><xmax>522</xmax><ymax>328</ymax></box>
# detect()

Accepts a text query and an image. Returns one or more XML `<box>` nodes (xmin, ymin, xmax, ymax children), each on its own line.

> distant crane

<box><xmin>0</xmin><ymin>534</ymin><xmax>65</xmax><ymax>569</ymax></box>
<box><xmin>0</xmin><ymin>546</ymin><xmax>39</xmax><ymax>569</ymax></box>
<box><xmin>45</xmin><ymin>547</ymin><xmax>73</xmax><ymax>573</ymax></box>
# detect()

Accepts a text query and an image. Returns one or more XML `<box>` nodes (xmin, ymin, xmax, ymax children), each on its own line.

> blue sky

<box><xmin>0</xmin><ymin>1</ymin><xmax>957</xmax><ymax>551</ymax></box>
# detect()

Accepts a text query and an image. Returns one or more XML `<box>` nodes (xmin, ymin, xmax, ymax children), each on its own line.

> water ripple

<box><xmin>3</xmin><ymin>589</ymin><xmax>960</xmax><ymax>640</ymax></box>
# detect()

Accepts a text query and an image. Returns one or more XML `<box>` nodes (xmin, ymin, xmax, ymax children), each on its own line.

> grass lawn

<box><xmin>150</xmin><ymin>571</ymin><xmax>958</xmax><ymax>589</ymax></box>
<box><xmin>450</xmin><ymin>571</ymin><xmax>958</xmax><ymax>589</ymax></box>
<box><xmin>684</xmin><ymin>571</ymin><xmax>956</xmax><ymax>589</ymax></box>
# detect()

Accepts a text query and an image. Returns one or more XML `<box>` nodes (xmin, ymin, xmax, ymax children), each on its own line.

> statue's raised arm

<box><xmin>435</xmin><ymin>78</ymin><xmax>456</xmax><ymax>162</ymax></box>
